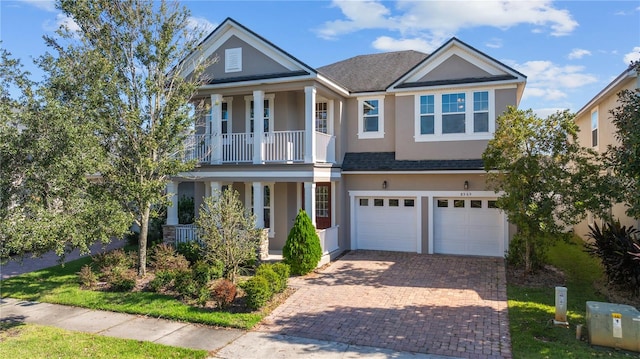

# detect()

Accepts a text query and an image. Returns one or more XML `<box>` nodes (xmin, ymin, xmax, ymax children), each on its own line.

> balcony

<box><xmin>183</xmin><ymin>130</ymin><xmax>335</xmax><ymax>165</ymax></box>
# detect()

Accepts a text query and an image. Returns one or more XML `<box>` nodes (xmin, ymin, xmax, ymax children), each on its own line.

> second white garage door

<box><xmin>434</xmin><ymin>198</ymin><xmax>504</xmax><ymax>257</ymax></box>
<box><xmin>355</xmin><ymin>197</ymin><xmax>417</xmax><ymax>252</ymax></box>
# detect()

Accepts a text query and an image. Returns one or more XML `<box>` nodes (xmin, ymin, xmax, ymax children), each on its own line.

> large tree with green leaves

<box><xmin>38</xmin><ymin>0</ymin><xmax>213</xmax><ymax>275</ymax></box>
<box><xmin>605</xmin><ymin>62</ymin><xmax>640</xmax><ymax>219</ymax></box>
<box><xmin>483</xmin><ymin>107</ymin><xmax>611</xmax><ymax>272</ymax></box>
<box><xmin>0</xmin><ymin>48</ymin><xmax>131</xmax><ymax>260</ymax></box>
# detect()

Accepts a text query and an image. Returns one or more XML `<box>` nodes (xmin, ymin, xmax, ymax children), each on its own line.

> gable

<box><xmin>181</xmin><ymin>18</ymin><xmax>314</xmax><ymax>84</ymax></box>
<box><xmin>389</xmin><ymin>38</ymin><xmax>526</xmax><ymax>92</ymax></box>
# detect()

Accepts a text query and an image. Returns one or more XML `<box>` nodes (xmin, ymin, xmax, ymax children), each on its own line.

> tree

<box><xmin>483</xmin><ymin>107</ymin><xmax>610</xmax><ymax>273</ymax></box>
<box><xmin>606</xmin><ymin>62</ymin><xmax>640</xmax><ymax>218</ymax></box>
<box><xmin>283</xmin><ymin>209</ymin><xmax>322</xmax><ymax>275</ymax></box>
<box><xmin>42</xmin><ymin>0</ymin><xmax>214</xmax><ymax>275</ymax></box>
<box><xmin>0</xmin><ymin>48</ymin><xmax>130</xmax><ymax>261</ymax></box>
<box><xmin>195</xmin><ymin>190</ymin><xmax>262</xmax><ymax>283</ymax></box>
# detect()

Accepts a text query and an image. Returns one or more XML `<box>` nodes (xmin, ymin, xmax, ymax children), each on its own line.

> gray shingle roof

<box><xmin>318</xmin><ymin>51</ymin><xmax>428</xmax><ymax>93</ymax></box>
<box><xmin>342</xmin><ymin>152</ymin><xmax>485</xmax><ymax>171</ymax></box>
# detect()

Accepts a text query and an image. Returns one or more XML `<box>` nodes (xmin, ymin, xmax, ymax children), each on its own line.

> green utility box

<box><xmin>586</xmin><ymin>301</ymin><xmax>640</xmax><ymax>352</ymax></box>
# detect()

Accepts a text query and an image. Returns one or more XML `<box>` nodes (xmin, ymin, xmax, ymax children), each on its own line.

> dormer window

<box><xmin>225</xmin><ymin>48</ymin><xmax>242</xmax><ymax>73</ymax></box>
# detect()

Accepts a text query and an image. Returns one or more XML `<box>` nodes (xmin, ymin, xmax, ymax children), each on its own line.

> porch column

<box><xmin>166</xmin><ymin>180</ymin><xmax>179</xmax><ymax>225</ymax></box>
<box><xmin>304</xmin><ymin>181</ymin><xmax>316</xmax><ymax>226</ymax></box>
<box><xmin>253</xmin><ymin>90</ymin><xmax>264</xmax><ymax>164</ymax></box>
<box><xmin>304</xmin><ymin>86</ymin><xmax>316</xmax><ymax>164</ymax></box>
<box><xmin>210</xmin><ymin>94</ymin><xmax>223</xmax><ymax>164</ymax></box>
<box><xmin>253</xmin><ymin>182</ymin><xmax>264</xmax><ymax>228</ymax></box>
<box><xmin>210</xmin><ymin>181</ymin><xmax>221</xmax><ymax>197</ymax></box>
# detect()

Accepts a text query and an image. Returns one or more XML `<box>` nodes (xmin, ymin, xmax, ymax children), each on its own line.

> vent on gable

<box><xmin>225</xmin><ymin>47</ymin><xmax>242</xmax><ymax>73</ymax></box>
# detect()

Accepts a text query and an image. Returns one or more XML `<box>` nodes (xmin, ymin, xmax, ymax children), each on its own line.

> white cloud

<box><xmin>19</xmin><ymin>0</ymin><xmax>56</xmax><ymax>12</ymax></box>
<box><xmin>623</xmin><ymin>46</ymin><xmax>640</xmax><ymax>65</ymax></box>
<box><xmin>568</xmin><ymin>48</ymin><xmax>591</xmax><ymax>60</ymax></box>
<box><xmin>485</xmin><ymin>38</ymin><xmax>503</xmax><ymax>49</ymax></box>
<box><xmin>316</xmin><ymin>0</ymin><xmax>579</xmax><ymax>41</ymax></box>
<box><xmin>514</xmin><ymin>60</ymin><xmax>597</xmax><ymax>101</ymax></box>
<box><xmin>533</xmin><ymin>107</ymin><xmax>568</xmax><ymax>118</ymax></box>
<box><xmin>186</xmin><ymin>16</ymin><xmax>216</xmax><ymax>36</ymax></box>
<box><xmin>372</xmin><ymin>36</ymin><xmax>444</xmax><ymax>53</ymax></box>
<box><xmin>43</xmin><ymin>13</ymin><xmax>80</xmax><ymax>33</ymax></box>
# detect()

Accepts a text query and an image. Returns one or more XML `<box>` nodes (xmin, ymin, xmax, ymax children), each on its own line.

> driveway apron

<box><xmin>256</xmin><ymin>250</ymin><xmax>511</xmax><ymax>359</ymax></box>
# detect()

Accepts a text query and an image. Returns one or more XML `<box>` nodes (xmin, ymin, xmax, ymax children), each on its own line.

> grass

<box><xmin>0</xmin><ymin>322</ymin><xmax>208</xmax><ymax>358</ymax></box>
<box><xmin>0</xmin><ymin>256</ymin><xmax>262</xmax><ymax>329</ymax></box>
<box><xmin>508</xmin><ymin>236</ymin><xmax>639</xmax><ymax>358</ymax></box>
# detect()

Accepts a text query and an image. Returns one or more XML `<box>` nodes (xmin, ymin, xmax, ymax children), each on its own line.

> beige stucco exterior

<box><xmin>573</xmin><ymin>68</ymin><xmax>639</xmax><ymax>238</ymax></box>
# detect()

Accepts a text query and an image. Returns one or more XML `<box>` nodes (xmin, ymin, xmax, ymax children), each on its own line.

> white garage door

<box><xmin>434</xmin><ymin>198</ymin><xmax>504</xmax><ymax>257</ymax></box>
<box><xmin>355</xmin><ymin>197</ymin><xmax>417</xmax><ymax>252</ymax></box>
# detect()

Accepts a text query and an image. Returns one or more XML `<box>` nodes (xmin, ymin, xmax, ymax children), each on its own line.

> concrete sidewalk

<box><xmin>0</xmin><ymin>297</ymin><xmax>457</xmax><ymax>358</ymax></box>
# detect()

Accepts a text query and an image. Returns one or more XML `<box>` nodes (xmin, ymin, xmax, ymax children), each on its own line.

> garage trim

<box><xmin>349</xmin><ymin>190</ymin><xmax>507</xmax><ymax>255</ymax></box>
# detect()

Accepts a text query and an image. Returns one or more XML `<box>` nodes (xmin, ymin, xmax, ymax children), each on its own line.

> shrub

<box><xmin>148</xmin><ymin>270</ymin><xmax>175</xmax><ymax>292</ymax></box>
<box><xmin>176</xmin><ymin>241</ymin><xmax>203</xmax><ymax>264</ymax></box>
<box><xmin>191</xmin><ymin>260</ymin><xmax>223</xmax><ymax>286</ymax></box>
<box><xmin>283</xmin><ymin>209</ymin><xmax>322</xmax><ymax>275</ymax></box>
<box><xmin>105</xmin><ymin>266</ymin><xmax>137</xmax><ymax>291</ymax></box>
<box><xmin>151</xmin><ymin>243</ymin><xmax>189</xmax><ymax>272</ymax></box>
<box><xmin>77</xmin><ymin>264</ymin><xmax>98</xmax><ymax>289</ymax></box>
<box><xmin>92</xmin><ymin>249</ymin><xmax>135</xmax><ymax>272</ymax></box>
<box><xmin>241</xmin><ymin>275</ymin><xmax>272</xmax><ymax>310</ymax></box>
<box><xmin>174</xmin><ymin>269</ymin><xmax>198</xmax><ymax>298</ymax></box>
<box><xmin>195</xmin><ymin>286</ymin><xmax>211</xmax><ymax>306</ymax></box>
<box><xmin>271</xmin><ymin>262</ymin><xmax>290</xmax><ymax>284</ymax></box>
<box><xmin>255</xmin><ymin>263</ymin><xmax>286</xmax><ymax>293</ymax></box>
<box><xmin>585</xmin><ymin>219</ymin><xmax>640</xmax><ymax>294</ymax></box>
<box><xmin>212</xmin><ymin>279</ymin><xmax>237</xmax><ymax>309</ymax></box>
<box><xmin>178</xmin><ymin>195</ymin><xmax>195</xmax><ymax>224</ymax></box>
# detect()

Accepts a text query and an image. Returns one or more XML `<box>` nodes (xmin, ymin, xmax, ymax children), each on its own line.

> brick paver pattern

<box><xmin>256</xmin><ymin>251</ymin><xmax>511</xmax><ymax>359</ymax></box>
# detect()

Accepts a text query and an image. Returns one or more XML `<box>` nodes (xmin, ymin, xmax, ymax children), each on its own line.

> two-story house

<box><xmin>164</xmin><ymin>18</ymin><xmax>526</xmax><ymax>260</ymax></box>
<box><xmin>573</xmin><ymin>65</ymin><xmax>639</xmax><ymax>238</ymax></box>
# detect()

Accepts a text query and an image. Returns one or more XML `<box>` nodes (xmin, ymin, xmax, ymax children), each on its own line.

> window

<box><xmin>488</xmin><ymin>200</ymin><xmax>498</xmax><ymax>209</ymax></box>
<box><xmin>358</xmin><ymin>97</ymin><xmax>385</xmax><ymax>139</ymax></box>
<box><xmin>250</xmin><ymin>184</ymin><xmax>272</xmax><ymax>231</ymax></box>
<box><xmin>591</xmin><ymin>109</ymin><xmax>598</xmax><ymax>147</ymax></box>
<box><xmin>221</xmin><ymin>98</ymin><xmax>233</xmax><ymax>134</ymax></box>
<box><xmin>316</xmin><ymin>102</ymin><xmax>328</xmax><ymax>134</ymax></box>
<box><xmin>225</xmin><ymin>48</ymin><xmax>242</xmax><ymax>73</ymax></box>
<box><xmin>419</xmin><ymin>95</ymin><xmax>435</xmax><ymax>135</ymax></box>
<box><xmin>454</xmin><ymin>200</ymin><xmax>465</xmax><ymax>208</ymax></box>
<box><xmin>414</xmin><ymin>89</ymin><xmax>494</xmax><ymax>141</ymax></box>
<box><xmin>374</xmin><ymin>199</ymin><xmax>384</xmax><ymax>206</ymax></box>
<box><xmin>359</xmin><ymin>198</ymin><xmax>369</xmax><ymax>206</ymax></box>
<box><xmin>404</xmin><ymin>199</ymin><xmax>415</xmax><ymax>207</ymax></box>
<box><xmin>245</xmin><ymin>94</ymin><xmax>274</xmax><ymax>133</ymax></box>
<box><xmin>473</xmin><ymin>91</ymin><xmax>489</xmax><ymax>133</ymax></box>
<box><xmin>471</xmin><ymin>200</ymin><xmax>482</xmax><ymax>208</ymax></box>
<box><xmin>437</xmin><ymin>199</ymin><xmax>448</xmax><ymax>208</ymax></box>
<box><xmin>442</xmin><ymin>93</ymin><xmax>466</xmax><ymax>134</ymax></box>
<box><xmin>389</xmin><ymin>199</ymin><xmax>399</xmax><ymax>207</ymax></box>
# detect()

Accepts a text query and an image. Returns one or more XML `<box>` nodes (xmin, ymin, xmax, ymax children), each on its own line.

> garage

<box><xmin>354</xmin><ymin>197</ymin><xmax>418</xmax><ymax>252</ymax></box>
<box><xmin>433</xmin><ymin>198</ymin><xmax>504</xmax><ymax>257</ymax></box>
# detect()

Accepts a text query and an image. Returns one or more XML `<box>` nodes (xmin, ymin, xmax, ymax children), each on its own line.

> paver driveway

<box><xmin>256</xmin><ymin>250</ymin><xmax>511</xmax><ymax>359</ymax></box>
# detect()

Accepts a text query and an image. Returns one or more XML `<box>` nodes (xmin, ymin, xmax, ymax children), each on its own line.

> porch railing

<box><xmin>315</xmin><ymin>132</ymin><xmax>336</xmax><ymax>163</ymax></box>
<box><xmin>175</xmin><ymin>224</ymin><xmax>198</xmax><ymax>245</ymax></box>
<box><xmin>264</xmin><ymin>130</ymin><xmax>304</xmax><ymax>162</ymax></box>
<box><xmin>183</xmin><ymin>134</ymin><xmax>211</xmax><ymax>163</ymax></box>
<box><xmin>222</xmin><ymin>133</ymin><xmax>253</xmax><ymax>163</ymax></box>
<box><xmin>317</xmin><ymin>225</ymin><xmax>339</xmax><ymax>255</ymax></box>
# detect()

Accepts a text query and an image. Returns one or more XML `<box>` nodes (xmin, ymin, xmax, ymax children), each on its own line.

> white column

<box><xmin>253</xmin><ymin>182</ymin><xmax>264</xmax><ymax>228</ymax></box>
<box><xmin>253</xmin><ymin>90</ymin><xmax>264</xmax><ymax>164</ymax></box>
<box><xmin>304</xmin><ymin>86</ymin><xmax>316</xmax><ymax>164</ymax></box>
<box><xmin>210</xmin><ymin>181</ymin><xmax>221</xmax><ymax>197</ymax></box>
<box><xmin>204</xmin><ymin>181</ymin><xmax>211</xmax><ymax>198</ymax></box>
<box><xmin>166</xmin><ymin>181</ymin><xmax>179</xmax><ymax>225</ymax></box>
<box><xmin>304</xmin><ymin>181</ymin><xmax>316</xmax><ymax>226</ymax></box>
<box><xmin>210</xmin><ymin>94</ymin><xmax>223</xmax><ymax>164</ymax></box>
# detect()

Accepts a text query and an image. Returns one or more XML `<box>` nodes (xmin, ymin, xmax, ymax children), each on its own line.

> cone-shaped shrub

<box><xmin>283</xmin><ymin>209</ymin><xmax>322</xmax><ymax>275</ymax></box>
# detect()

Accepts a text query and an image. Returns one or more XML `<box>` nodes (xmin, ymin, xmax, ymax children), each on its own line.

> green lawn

<box><xmin>0</xmin><ymin>256</ymin><xmax>262</xmax><ymax>329</ymax></box>
<box><xmin>0</xmin><ymin>323</ymin><xmax>208</xmax><ymax>359</ymax></box>
<box><xmin>508</xmin><ymin>236</ymin><xmax>639</xmax><ymax>358</ymax></box>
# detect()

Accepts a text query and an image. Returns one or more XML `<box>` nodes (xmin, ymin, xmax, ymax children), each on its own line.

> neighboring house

<box><xmin>573</xmin><ymin>65</ymin><xmax>639</xmax><ymax>238</ymax></box>
<box><xmin>165</xmin><ymin>17</ymin><xmax>526</xmax><ymax>259</ymax></box>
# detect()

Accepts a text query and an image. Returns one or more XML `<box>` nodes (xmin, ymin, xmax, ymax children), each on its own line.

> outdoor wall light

<box><xmin>464</xmin><ymin>180</ymin><xmax>469</xmax><ymax>190</ymax></box>
<box><xmin>382</xmin><ymin>180</ymin><xmax>388</xmax><ymax>189</ymax></box>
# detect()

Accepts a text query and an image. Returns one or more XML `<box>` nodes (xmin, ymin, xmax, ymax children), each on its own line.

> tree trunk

<box><xmin>138</xmin><ymin>203</ymin><xmax>151</xmax><ymax>277</ymax></box>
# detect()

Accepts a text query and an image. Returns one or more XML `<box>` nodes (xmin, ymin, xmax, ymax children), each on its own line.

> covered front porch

<box><xmin>163</xmin><ymin>176</ymin><xmax>341</xmax><ymax>262</ymax></box>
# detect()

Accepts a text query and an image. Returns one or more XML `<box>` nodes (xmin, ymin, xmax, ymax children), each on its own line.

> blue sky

<box><xmin>1</xmin><ymin>0</ymin><xmax>639</xmax><ymax>116</ymax></box>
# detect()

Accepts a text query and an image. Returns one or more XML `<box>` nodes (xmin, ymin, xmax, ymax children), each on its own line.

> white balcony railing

<box><xmin>317</xmin><ymin>225</ymin><xmax>339</xmax><ymax>254</ymax></box>
<box><xmin>264</xmin><ymin>130</ymin><xmax>304</xmax><ymax>162</ymax></box>
<box><xmin>175</xmin><ymin>224</ymin><xmax>198</xmax><ymax>245</ymax></box>
<box><xmin>183</xmin><ymin>130</ymin><xmax>335</xmax><ymax>165</ymax></box>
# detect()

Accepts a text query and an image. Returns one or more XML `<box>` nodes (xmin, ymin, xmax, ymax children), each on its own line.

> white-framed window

<box><xmin>249</xmin><ymin>183</ymin><xmax>274</xmax><ymax>237</ymax></box>
<box><xmin>225</xmin><ymin>48</ymin><xmax>242</xmax><ymax>73</ymax></box>
<box><xmin>221</xmin><ymin>97</ymin><xmax>233</xmax><ymax>134</ymax></box>
<box><xmin>316</xmin><ymin>101</ymin><xmax>328</xmax><ymax>134</ymax></box>
<box><xmin>245</xmin><ymin>94</ymin><xmax>275</xmax><ymax>133</ymax></box>
<box><xmin>357</xmin><ymin>96</ymin><xmax>385</xmax><ymax>139</ymax></box>
<box><xmin>414</xmin><ymin>89</ymin><xmax>495</xmax><ymax>142</ymax></box>
<box><xmin>591</xmin><ymin>108</ymin><xmax>598</xmax><ymax>147</ymax></box>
